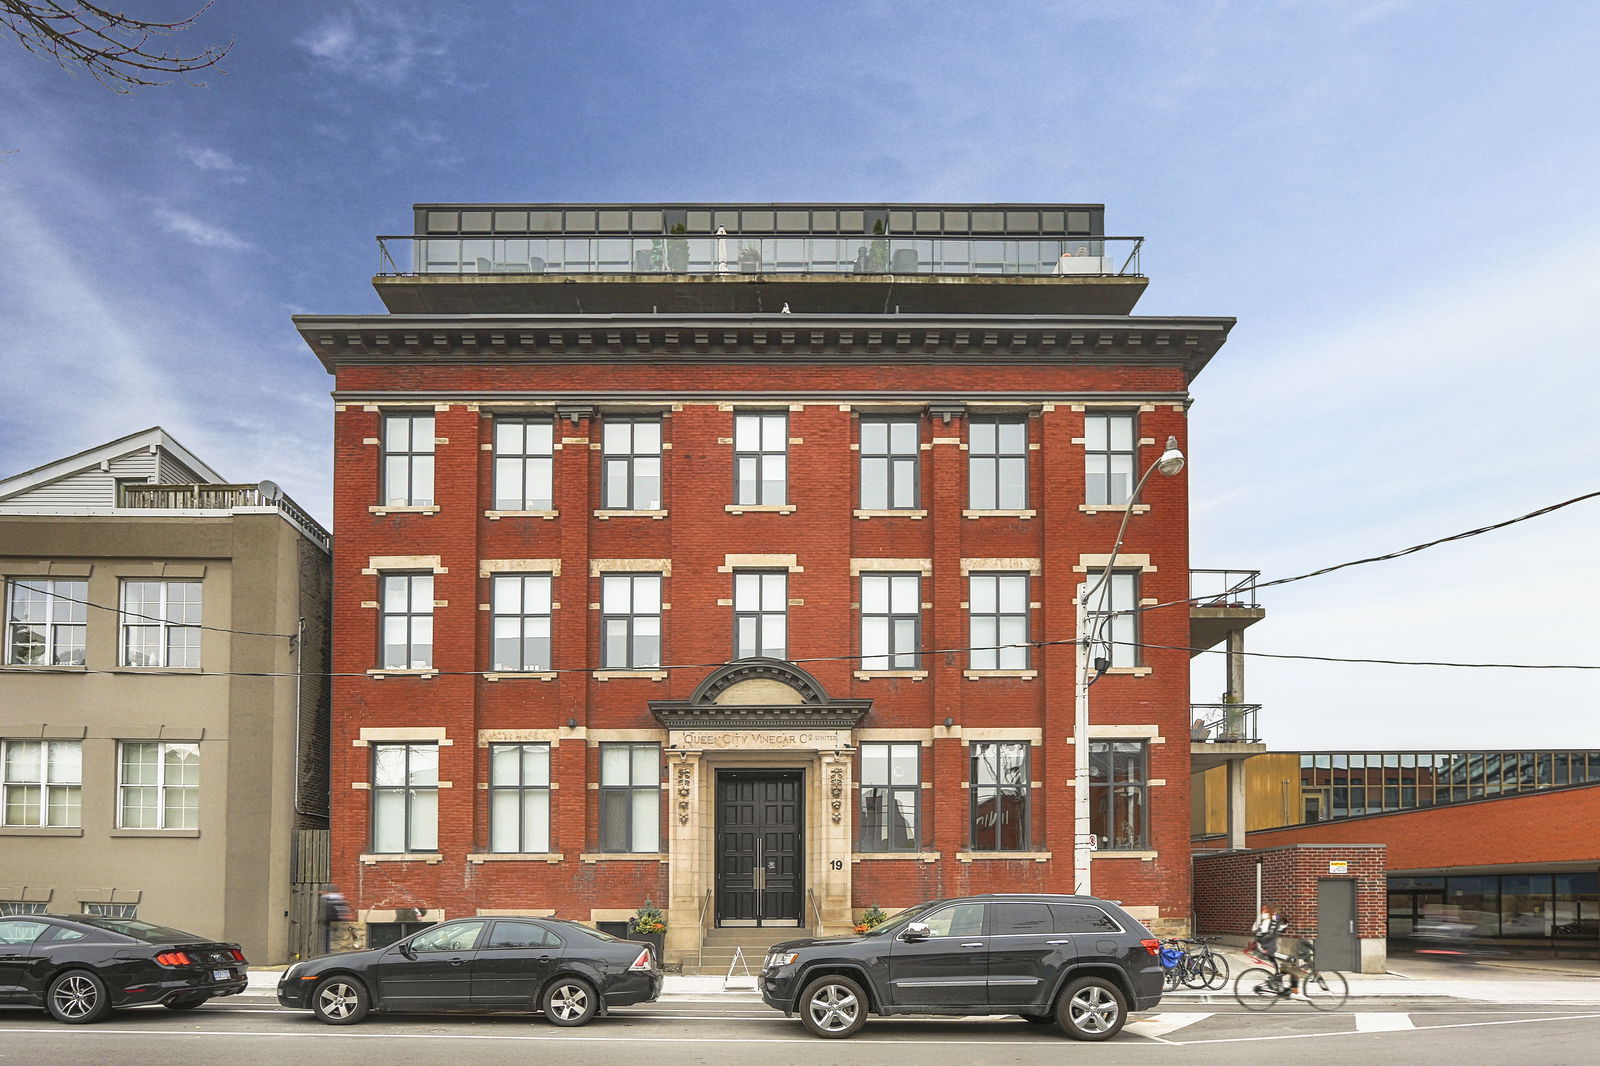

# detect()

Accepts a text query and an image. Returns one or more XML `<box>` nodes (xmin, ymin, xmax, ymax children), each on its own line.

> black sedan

<box><xmin>0</xmin><ymin>914</ymin><xmax>248</xmax><ymax>1023</ymax></box>
<box><xmin>278</xmin><ymin>916</ymin><xmax>663</xmax><ymax>1026</ymax></box>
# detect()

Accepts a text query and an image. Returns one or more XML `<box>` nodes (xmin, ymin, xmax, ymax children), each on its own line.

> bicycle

<box><xmin>1180</xmin><ymin>936</ymin><xmax>1229</xmax><ymax>990</ymax></box>
<box><xmin>1233</xmin><ymin>937</ymin><xmax>1348</xmax><ymax>1011</ymax></box>
<box><xmin>1159</xmin><ymin>938</ymin><xmax>1228</xmax><ymax>991</ymax></box>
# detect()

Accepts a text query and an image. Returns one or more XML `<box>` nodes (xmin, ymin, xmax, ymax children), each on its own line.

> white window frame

<box><xmin>733</xmin><ymin>570</ymin><xmax>786</xmax><ymax>660</ymax></box>
<box><xmin>860</xmin><ymin>572</ymin><xmax>920</xmax><ymax>669</ymax></box>
<box><xmin>488</xmin><ymin>742</ymin><xmax>551</xmax><ymax>853</ymax></box>
<box><xmin>970</xmin><ymin>740</ymin><xmax>1031</xmax><ymax>851</ymax></box>
<box><xmin>5</xmin><ymin>578</ymin><xmax>87</xmax><ymax>666</ymax></box>
<box><xmin>733</xmin><ymin>410</ymin><xmax>787</xmax><ymax>505</ymax></box>
<box><xmin>601</xmin><ymin>417</ymin><xmax>662</xmax><ymax>510</ymax></box>
<box><xmin>859</xmin><ymin>417</ymin><xmax>920</xmax><ymax>509</ymax></box>
<box><xmin>969</xmin><ymin>573</ymin><xmax>1029</xmax><ymax>670</ymax></box>
<box><xmin>1085</xmin><ymin>412</ymin><xmax>1136</xmax><ymax>506</ymax></box>
<box><xmin>599</xmin><ymin>742</ymin><xmax>659</xmax><ymax>853</ymax></box>
<box><xmin>859</xmin><ymin>742</ymin><xmax>920</xmax><ymax>852</ymax></box>
<box><xmin>382</xmin><ymin>411</ymin><xmax>436</xmax><ymax>507</ymax></box>
<box><xmin>119</xmin><ymin>580</ymin><xmax>201</xmax><ymax>668</ymax></box>
<box><xmin>968</xmin><ymin>417</ymin><xmax>1028</xmax><ymax>509</ymax></box>
<box><xmin>490</xmin><ymin>574</ymin><xmax>552</xmax><ymax>672</ymax></box>
<box><xmin>493</xmin><ymin>416</ymin><xmax>554</xmax><ymax>510</ymax></box>
<box><xmin>380</xmin><ymin>573</ymin><xmax>434</xmax><ymax>669</ymax></box>
<box><xmin>1089</xmin><ymin>571</ymin><xmax>1140</xmax><ymax>669</ymax></box>
<box><xmin>600</xmin><ymin>573</ymin><xmax>661</xmax><ymax>669</ymax></box>
<box><xmin>117</xmin><ymin>741</ymin><xmax>199</xmax><ymax>830</ymax></box>
<box><xmin>2</xmin><ymin>739</ymin><xmax>82</xmax><ymax>828</ymax></box>
<box><xmin>371</xmin><ymin>742</ymin><xmax>439</xmax><ymax>853</ymax></box>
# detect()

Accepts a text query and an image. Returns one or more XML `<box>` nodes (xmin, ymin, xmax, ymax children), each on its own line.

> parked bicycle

<box><xmin>1158</xmin><ymin>937</ymin><xmax>1229</xmax><ymax>991</ymax></box>
<box><xmin>1233</xmin><ymin>936</ymin><xmax>1348</xmax><ymax>1010</ymax></box>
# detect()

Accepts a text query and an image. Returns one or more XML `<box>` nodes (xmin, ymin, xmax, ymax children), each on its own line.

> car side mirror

<box><xmin>397</xmin><ymin>943</ymin><xmax>417</xmax><ymax>960</ymax></box>
<box><xmin>900</xmin><ymin>922</ymin><xmax>931</xmax><ymax>941</ymax></box>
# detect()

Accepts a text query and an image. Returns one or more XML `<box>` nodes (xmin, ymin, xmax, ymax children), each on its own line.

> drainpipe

<box><xmin>1255</xmin><ymin>860</ymin><xmax>1263</xmax><ymax>916</ymax></box>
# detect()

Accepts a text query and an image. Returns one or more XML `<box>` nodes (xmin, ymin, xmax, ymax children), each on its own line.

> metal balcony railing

<box><xmin>376</xmin><ymin>234</ymin><xmax>1144</xmax><ymax>279</ymax></box>
<box><xmin>1189</xmin><ymin>568</ymin><xmax>1260</xmax><ymax>609</ymax></box>
<box><xmin>1190</xmin><ymin>703</ymin><xmax>1261</xmax><ymax>744</ymax></box>
<box><xmin>122</xmin><ymin>484</ymin><xmax>330</xmax><ymax>551</ymax></box>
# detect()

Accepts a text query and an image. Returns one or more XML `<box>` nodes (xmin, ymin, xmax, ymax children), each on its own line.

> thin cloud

<box><xmin>155</xmin><ymin>208</ymin><xmax>251</xmax><ymax>250</ymax></box>
<box><xmin>295</xmin><ymin>4</ymin><xmax>451</xmax><ymax>86</ymax></box>
<box><xmin>183</xmin><ymin>147</ymin><xmax>243</xmax><ymax>173</ymax></box>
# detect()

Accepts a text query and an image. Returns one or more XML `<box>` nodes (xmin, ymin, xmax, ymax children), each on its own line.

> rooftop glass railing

<box><xmin>376</xmin><ymin>234</ymin><xmax>1143</xmax><ymax>279</ymax></box>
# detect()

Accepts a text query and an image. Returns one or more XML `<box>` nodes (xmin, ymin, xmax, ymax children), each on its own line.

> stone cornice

<box><xmin>295</xmin><ymin>313</ymin><xmax>1233</xmax><ymax>380</ymax></box>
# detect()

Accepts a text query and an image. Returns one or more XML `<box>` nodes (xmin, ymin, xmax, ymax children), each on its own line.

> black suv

<box><xmin>758</xmin><ymin>893</ymin><xmax>1162</xmax><ymax>1039</ymax></box>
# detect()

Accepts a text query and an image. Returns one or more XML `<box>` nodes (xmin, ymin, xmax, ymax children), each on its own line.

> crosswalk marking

<box><xmin>1127</xmin><ymin>1012</ymin><xmax>1214</xmax><ymax>1039</ymax></box>
<box><xmin>1353</xmin><ymin>1012</ymin><xmax>1416</xmax><ymax>1032</ymax></box>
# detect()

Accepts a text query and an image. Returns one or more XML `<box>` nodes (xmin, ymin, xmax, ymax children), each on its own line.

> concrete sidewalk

<box><xmin>245</xmin><ymin>964</ymin><xmax>1600</xmax><ymax>1006</ymax></box>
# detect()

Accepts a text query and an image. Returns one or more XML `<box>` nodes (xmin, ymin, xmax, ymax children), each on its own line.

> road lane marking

<box><xmin>1127</xmin><ymin>1012</ymin><xmax>1213</xmax><ymax>1039</ymax></box>
<box><xmin>1354</xmin><ymin>1012</ymin><xmax>1416</xmax><ymax>1032</ymax></box>
<box><xmin>1168</xmin><ymin>1012</ymin><xmax>1600</xmax><ymax>1045</ymax></box>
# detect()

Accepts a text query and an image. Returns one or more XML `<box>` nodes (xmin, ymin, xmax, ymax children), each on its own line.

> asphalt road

<box><xmin>2</xmin><ymin>997</ymin><xmax>1597</xmax><ymax>1065</ymax></box>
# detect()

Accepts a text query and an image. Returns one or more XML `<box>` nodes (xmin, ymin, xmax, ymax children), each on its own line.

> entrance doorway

<box><xmin>1317</xmin><ymin>878</ymin><xmax>1359</xmax><ymax>971</ymax></box>
<box><xmin>715</xmin><ymin>771</ymin><xmax>803</xmax><ymax>926</ymax></box>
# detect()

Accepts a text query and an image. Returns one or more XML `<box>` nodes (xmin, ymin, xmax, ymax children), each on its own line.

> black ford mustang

<box><xmin>0</xmin><ymin>914</ymin><xmax>248</xmax><ymax>1023</ymax></box>
<box><xmin>278</xmin><ymin>916</ymin><xmax>663</xmax><ymax>1026</ymax></box>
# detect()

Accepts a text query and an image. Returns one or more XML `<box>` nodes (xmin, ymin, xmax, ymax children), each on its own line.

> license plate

<box><xmin>213</xmin><ymin>969</ymin><xmax>231</xmax><ymax>981</ymax></box>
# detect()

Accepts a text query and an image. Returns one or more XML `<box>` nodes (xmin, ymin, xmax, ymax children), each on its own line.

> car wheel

<box><xmin>46</xmin><ymin>970</ymin><xmax>111</xmax><ymax>1024</ymax></box>
<box><xmin>1020</xmin><ymin>1012</ymin><xmax>1055</xmax><ymax>1024</ymax></box>
<box><xmin>1055</xmin><ymin>975</ymin><xmax>1127</xmax><ymax>1041</ymax></box>
<box><xmin>311</xmin><ymin>975</ymin><xmax>370</xmax><ymax>1025</ymax></box>
<box><xmin>543</xmin><ymin>977</ymin><xmax>598</xmax><ymax>1026</ymax></box>
<box><xmin>163</xmin><ymin>992</ymin><xmax>210</xmax><ymax>1011</ymax></box>
<box><xmin>798</xmin><ymin>974</ymin><xmax>868</xmax><ymax>1038</ymax></box>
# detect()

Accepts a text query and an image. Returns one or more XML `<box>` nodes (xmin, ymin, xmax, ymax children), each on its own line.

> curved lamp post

<box><xmin>1073</xmin><ymin>435</ymin><xmax>1184</xmax><ymax>895</ymax></box>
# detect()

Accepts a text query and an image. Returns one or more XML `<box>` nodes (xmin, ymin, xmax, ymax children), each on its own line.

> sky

<box><xmin>1</xmin><ymin>0</ymin><xmax>1596</xmax><ymax>748</ymax></box>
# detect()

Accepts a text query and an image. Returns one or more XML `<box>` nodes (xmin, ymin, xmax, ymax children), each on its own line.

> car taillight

<box><xmin>155</xmin><ymin>951</ymin><xmax>194</xmax><ymax>966</ymax></box>
<box><xmin>230</xmin><ymin>949</ymin><xmax>247</xmax><ymax>963</ymax></box>
<box><xmin>628</xmin><ymin>947</ymin><xmax>653</xmax><ymax>971</ymax></box>
<box><xmin>1141</xmin><ymin>939</ymin><xmax>1161</xmax><ymax>957</ymax></box>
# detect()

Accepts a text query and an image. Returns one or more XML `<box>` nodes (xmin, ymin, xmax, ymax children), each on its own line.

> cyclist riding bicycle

<box><xmin>1250</xmin><ymin>907</ymin><xmax>1308</xmax><ymax>1000</ymax></box>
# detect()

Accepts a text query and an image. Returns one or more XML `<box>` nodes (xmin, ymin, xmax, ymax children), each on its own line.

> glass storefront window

<box><xmin>1500</xmin><ymin>875</ymin><xmax>1555</xmax><ymax>942</ymax></box>
<box><xmin>1447</xmin><ymin>876</ymin><xmax>1500</xmax><ymax>937</ymax></box>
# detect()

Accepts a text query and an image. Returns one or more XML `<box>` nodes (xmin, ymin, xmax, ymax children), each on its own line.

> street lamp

<box><xmin>1073</xmin><ymin>435</ymin><xmax>1184</xmax><ymax>896</ymax></box>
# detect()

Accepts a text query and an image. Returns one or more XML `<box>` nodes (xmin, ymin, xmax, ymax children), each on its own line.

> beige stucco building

<box><xmin>0</xmin><ymin>428</ymin><xmax>330</xmax><ymax>963</ymax></box>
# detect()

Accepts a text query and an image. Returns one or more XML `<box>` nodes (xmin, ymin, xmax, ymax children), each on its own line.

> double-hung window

<box><xmin>1085</xmin><ymin>412</ymin><xmax>1135</xmax><ymax>505</ymax></box>
<box><xmin>118</xmin><ymin>741</ymin><xmax>198</xmax><ymax>829</ymax></box>
<box><xmin>493</xmin><ymin>417</ymin><xmax>554</xmax><ymax>510</ymax></box>
<box><xmin>120</xmin><ymin>580</ymin><xmax>200</xmax><ymax>667</ymax></box>
<box><xmin>599</xmin><ymin>743</ymin><xmax>659</xmax><ymax>853</ymax></box>
<box><xmin>382</xmin><ymin>411</ymin><xmax>436</xmax><ymax>507</ymax></box>
<box><xmin>380</xmin><ymin>574</ymin><xmax>434</xmax><ymax>669</ymax></box>
<box><xmin>1087</xmin><ymin>572</ymin><xmax>1139</xmax><ymax>669</ymax></box>
<box><xmin>969</xmin><ymin>573</ymin><xmax>1029</xmax><ymax>670</ymax></box>
<box><xmin>860</xmin><ymin>573</ymin><xmax>919</xmax><ymax>670</ymax></box>
<box><xmin>372</xmin><ymin>743</ymin><xmax>438</xmax><ymax>853</ymax></box>
<box><xmin>2</xmin><ymin>739</ymin><xmax>81</xmax><ymax>827</ymax></box>
<box><xmin>1090</xmin><ymin>740</ymin><xmax>1147</xmax><ymax>850</ymax></box>
<box><xmin>968</xmin><ymin>418</ymin><xmax>1028</xmax><ymax>509</ymax></box>
<box><xmin>733</xmin><ymin>571</ymin><xmax>786</xmax><ymax>660</ymax></box>
<box><xmin>601</xmin><ymin>573</ymin><xmax>660</xmax><ymax>669</ymax></box>
<box><xmin>733</xmin><ymin>411</ymin><xmax>787</xmax><ymax>505</ymax></box>
<box><xmin>970</xmin><ymin>741</ymin><xmax>1030</xmax><ymax>850</ymax></box>
<box><xmin>859</xmin><ymin>742</ymin><xmax>919</xmax><ymax>851</ymax></box>
<box><xmin>5</xmin><ymin>579</ymin><xmax>86</xmax><ymax>666</ymax></box>
<box><xmin>491</xmin><ymin>574</ymin><xmax>551</xmax><ymax>672</ymax></box>
<box><xmin>859</xmin><ymin>418</ymin><xmax>919</xmax><ymax>509</ymax></box>
<box><xmin>601</xmin><ymin>418</ymin><xmax>662</xmax><ymax>510</ymax></box>
<box><xmin>489</xmin><ymin>743</ymin><xmax>550</xmax><ymax>853</ymax></box>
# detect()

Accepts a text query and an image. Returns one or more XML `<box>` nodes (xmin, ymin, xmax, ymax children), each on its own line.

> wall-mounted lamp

<box><xmin>944</xmin><ymin>716</ymin><xmax>955</xmax><ymax>728</ymax></box>
<box><xmin>566</xmin><ymin>717</ymin><xmax>578</xmax><ymax>729</ymax></box>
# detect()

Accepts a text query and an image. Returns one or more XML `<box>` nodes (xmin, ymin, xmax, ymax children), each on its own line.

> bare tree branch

<box><xmin>1</xmin><ymin>0</ymin><xmax>232</xmax><ymax>92</ymax></box>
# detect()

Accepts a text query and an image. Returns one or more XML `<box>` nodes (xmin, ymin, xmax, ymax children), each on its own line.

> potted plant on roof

<box><xmin>666</xmin><ymin>222</ymin><xmax>690</xmax><ymax>273</ymax></box>
<box><xmin>630</xmin><ymin>898</ymin><xmax>667</xmax><ymax>959</ymax></box>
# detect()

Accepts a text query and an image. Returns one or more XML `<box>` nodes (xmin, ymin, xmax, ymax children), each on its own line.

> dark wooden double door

<box><xmin>716</xmin><ymin>771</ymin><xmax>803</xmax><ymax>926</ymax></box>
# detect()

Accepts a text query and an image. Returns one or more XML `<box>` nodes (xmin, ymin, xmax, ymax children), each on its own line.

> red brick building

<box><xmin>295</xmin><ymin>203</ymin><xmax>1256</xmax><ymax>966</ymax></box>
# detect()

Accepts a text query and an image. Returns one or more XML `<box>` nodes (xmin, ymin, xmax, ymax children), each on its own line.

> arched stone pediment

<box><xmin>650</xmin><ymin>658</ymin><xmax>870</xmax><ymax>729</ymax></box>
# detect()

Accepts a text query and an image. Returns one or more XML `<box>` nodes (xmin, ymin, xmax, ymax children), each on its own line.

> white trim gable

<box><xmin>0</xmin><ymin>427</ymin><xmax>226</xmax><ymax>509</ymax></box>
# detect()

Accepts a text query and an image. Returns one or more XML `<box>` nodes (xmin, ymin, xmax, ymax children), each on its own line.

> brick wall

<box><xmin>327</xmin><ymin>356</ymin><xmax>1199</xmax><ymax>929</ymax></box>
<box><xmin>1193</xmin><ymin>844</ymin><xmax>1387</xmax><ymax>941</ymax></box>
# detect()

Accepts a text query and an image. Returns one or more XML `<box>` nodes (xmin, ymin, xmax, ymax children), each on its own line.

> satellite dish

<box><xmin>256</xmin><ymin>480</ymin><xmax>282</xmax><ymax>502</ymax></box>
